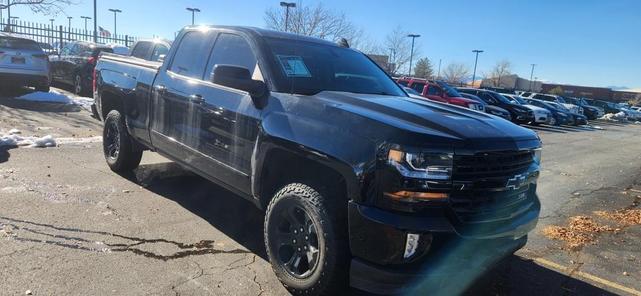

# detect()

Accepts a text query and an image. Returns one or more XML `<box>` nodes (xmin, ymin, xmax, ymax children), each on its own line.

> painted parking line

<box><xmin>533</xmin><ymin>257</ymin><xmax>641</xmax><ymax>296</ymax></box>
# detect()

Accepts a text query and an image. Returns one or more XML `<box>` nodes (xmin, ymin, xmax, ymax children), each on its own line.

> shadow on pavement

<box><xmin>527</xmin><ymin>125</ymin><xmax>567</xmax><ymax>133</ymax></box>
<box><xmin>0</xmin><ymin>147</ymin><xmax>10</xmax><ymax>163</ymax></box>
<box><xmin>119</xmin><ymin>162</ymin><xmax>620</xmax><ymax>296</ymax></box>
<box><xmin>122</xmin><ymin>162</ymin><xmax>268</xmax><ymax>259</ymax></box>
<box><xmin>0</xmin><ymin>97</ymin><xmax>82</xmax><ymax>113</ymax></box>
<box><xmin>467</xmin><ymin>255</ymin><xmax>618</xmax><ymax>296</ymax></box>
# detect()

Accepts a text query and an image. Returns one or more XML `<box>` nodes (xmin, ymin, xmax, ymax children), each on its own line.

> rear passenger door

<box><xmin>150</xmin><ymin>30</ymin><xmax>215</xmax><ymax>160</ymax></box>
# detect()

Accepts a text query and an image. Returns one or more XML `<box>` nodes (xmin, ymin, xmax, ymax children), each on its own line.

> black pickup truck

<box><xmin>94</xmin><ymin>26</ymin><xmax>542</xmax><ymax>295</ymax></box>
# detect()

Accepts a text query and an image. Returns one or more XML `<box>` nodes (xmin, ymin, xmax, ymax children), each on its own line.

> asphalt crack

<box><xmin>0</xmin><ymin>216</ymin><xmax>251</xmax><ymax>261</ymax></box>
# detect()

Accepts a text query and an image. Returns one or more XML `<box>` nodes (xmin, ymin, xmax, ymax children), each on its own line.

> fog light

<box><xmin>404</xmin><ymin>233</ymin><xmax>420</xmax><ymax>259</ymax></box>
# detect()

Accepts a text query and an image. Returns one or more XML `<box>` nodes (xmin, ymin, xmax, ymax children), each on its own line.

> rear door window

<box><xmin>131</xmin><ymin>42</ymin><xmax>152</xmax><ymax>59</ymax></box>
<box><xmin>151</xmin><ymin>44</ymin><xmax>169</xmax><ymax>62</ymax></box>
<box><xmin>170</xmin><ymin>31</ymin><xmax>213</xmax><ymax>79</ymax></box>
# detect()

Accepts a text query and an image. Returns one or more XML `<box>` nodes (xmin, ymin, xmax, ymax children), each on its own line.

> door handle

<box><xmin>189</xmin><ymin>94</ymin><xmax>204</xmax><ymax>104</ymax></box>
<box><xmin>155</xmin><ymin>84</ymin><xmax>167</xmax><ymax>93</ymax></box>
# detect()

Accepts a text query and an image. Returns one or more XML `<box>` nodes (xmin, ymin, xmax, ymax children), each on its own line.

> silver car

<box><xmin>0</xmin><ymin>33</ymin><xmax>50</xmax><ymax>92</ymax></box>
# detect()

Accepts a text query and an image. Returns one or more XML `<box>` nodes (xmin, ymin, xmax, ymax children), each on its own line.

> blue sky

<box><xmin>4</xmin><ymin>0</ymin><xmax>641</xmax><ymax>89</ymax></box>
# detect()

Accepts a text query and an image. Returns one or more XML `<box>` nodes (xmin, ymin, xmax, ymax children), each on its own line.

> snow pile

<box><xmin>17</xmin><ymin>90</ymin><xmax>94</xmax><ymax>110</ymax></box>
<box><xmin>0</xmin><ymin>129</ymin><xmax>56</xmax><ymax>148</ymax></box>
<box><xmin>599</xmin><ymin>112</ymin><xmax>627</xmax><ymax>121</ymax></box>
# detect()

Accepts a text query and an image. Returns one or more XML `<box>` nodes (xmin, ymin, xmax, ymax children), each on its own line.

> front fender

<box><xmin>252</xmin><ymin>110</ymin><xmax>379</xmax><ymax>203</ymax></box>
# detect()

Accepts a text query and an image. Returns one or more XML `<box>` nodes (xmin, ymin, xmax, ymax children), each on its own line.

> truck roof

<box><xmin>184</xmin><ymin>25</ymin><xmax>339</xmax><ymax>47</ymax></box>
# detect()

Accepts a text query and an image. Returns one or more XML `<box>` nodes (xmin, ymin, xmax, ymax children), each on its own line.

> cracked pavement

<box><xmin>1</xmin><ymin>91</ymin><xmax>641</xmax><ymax>295</ymax></box>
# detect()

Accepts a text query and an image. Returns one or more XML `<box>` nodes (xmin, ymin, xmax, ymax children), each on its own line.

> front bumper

<box><xmin>348</xmin><ymin>196</ymin><xmax>540</xmax><ymax>294</ymax></box>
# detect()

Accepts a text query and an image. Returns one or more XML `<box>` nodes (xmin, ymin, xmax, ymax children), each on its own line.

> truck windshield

<box><xmin>265</xmin><ymin>38</ymin><xmax>405</xmax><ymax>97</ymax></box>
<box><xmin>436</xmin><ymin>81</ymin><xmax>461</xmax><ymax>97</ymax></box>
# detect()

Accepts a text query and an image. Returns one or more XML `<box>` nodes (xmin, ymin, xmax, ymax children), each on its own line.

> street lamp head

<box><xmin>472</xmin><ymin>49</ymin><xmax>484</xmax><ymax>53</ymax></box>
<box><xmin>81</xmin><ymin>16</ymin><xmax>92</xmax><ymax>20</ymax></box>
<box><xmin>186</xmin><ymin>7</ymin><xmax>201</xmax><ymax>12</ymax></box>
<box><xmin>108</xmin><ymin>9</ymin><xmax>122</xmax><ymax>13</ymax></box>
<box><xmin>280</xmin><ymin>2</ymin><xmax>296</xmax><ymax>8</ymax></box>
<box><xmin>407</xmin><ymin>34</ymin><xmax>421</xmax><ymax>38</ymax></box>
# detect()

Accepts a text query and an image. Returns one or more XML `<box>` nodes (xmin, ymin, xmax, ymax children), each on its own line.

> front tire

<box><xmin>103</xmin><ymin>110</ymin><xmax>142</xmax><ymax>172</ymax></box>
<box><xmin>264</xmin><ymin>183</ymin><xmax>348</xmax><ymax>296</ymax></box>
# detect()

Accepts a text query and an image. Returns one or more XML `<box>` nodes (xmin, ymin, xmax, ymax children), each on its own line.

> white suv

<box><xmin>0</xmin><ymin>33</ymin><xmax>50</xmax><ymax>92</ymax></box>
<box><xmin>521</xmin><ymin>92</ymin><xmax>582</xmax><ymax>115</ymax></box>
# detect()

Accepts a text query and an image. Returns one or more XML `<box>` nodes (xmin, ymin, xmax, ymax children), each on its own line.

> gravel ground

<box><xmin>1</xmin><ymin>89</ymin><xmax>640</xmax><ymax>295</ymax></box>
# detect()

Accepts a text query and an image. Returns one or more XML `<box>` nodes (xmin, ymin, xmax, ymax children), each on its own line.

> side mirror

<box><xmin>157</xmin><ymin>54</ymin><xmax>166</xmax><ymax>63</ymax></box>
<box><xmin>212</xmin><ymin>64</ymin><xmax>269</xmax><ymax>109</ymax></box>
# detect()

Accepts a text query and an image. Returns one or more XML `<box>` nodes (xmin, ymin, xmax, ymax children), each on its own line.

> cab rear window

<box><xmin>0</xmin><ymin>37</ymin><xmax>41</xmax><ymax>50</ymax></box>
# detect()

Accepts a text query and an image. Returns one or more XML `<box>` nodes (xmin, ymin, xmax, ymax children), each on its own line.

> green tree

<box><xmin>548</xmin><ymin>86</ymin><xmax>565</xmax><ymax>96</ymax></box>
<box><xmin>413</xmin><ymin>57</ymin><xmax>434</xmax><ymax>79</ymax></box>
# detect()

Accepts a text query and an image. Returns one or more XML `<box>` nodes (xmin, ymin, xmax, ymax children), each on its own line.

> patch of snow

<box><xmin>56</xmin><ymin>136</ymin><xmax>103</xmax><ymax>145</ymax></box>
<box><xmin>0</xmin><ymin>132</ymin><xmax>56</xmax><ymax>148</ymax></box>
<box><xmin>17</xmin><ymin>90</ymin><xmax>94</xmax><ymax>111</ymax></box>
<box><xmin>599</xmin><ymin>112</ymin><xmax>627</xmax><ymax>121</ymax></box>
<box><xmin>0</xmin><ymin>129</ymin><xmax>102</xmax><ymax>148</ymax></box>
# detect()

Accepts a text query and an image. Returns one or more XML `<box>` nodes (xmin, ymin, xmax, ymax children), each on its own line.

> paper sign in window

<box><xmin>277</xmin><ymin>55</ymin><xmax>312</xmax><ymax>77</ymax></box>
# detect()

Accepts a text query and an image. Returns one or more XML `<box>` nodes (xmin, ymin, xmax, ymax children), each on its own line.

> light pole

<box><xmin>471</xmin><ymin>49</ymin><xmax>484</xmax><ymax>87</ymax></box>
<box><xmin>186</xmin><ymin>7</ymin><xmax>200</xmax><ymax>25</ymax></box>
<box><xmin>10</xmin><ymin>16</ymin><xmax>18</xmax><ymax>25</ymax></box>
<box><xmin>66</xmin><ymin>16</ymin><xmax>72</xmax><ymax>28</ymax></box>
<box><xmin>108</xmin><ymin>8</ymin><xmax>122</xmax><ymax>37</ymax></box>
<box><xmin>279</xmin><ymin>2</ymin><xmax>296</xmax><ymax>32</ymax></box>
<box><xmin>93</xmin><ymin>0</ymin><xmax>97</xmax><ymax>43</ymax></box>
<box><xmin>529</xmin><ymin>64</ymin><xmax>537</xmax><ymax>91</ymax></box>
<box><xmin>388</xmin><ymin>47</ymin><xmax>396</xmax><ymax>73</ymax></box>
<box><xmin>49</xmin><ymin>18</ymin><xmax>54</xmax><ymax>27</ymax></box>
<box><xmin>81</xmin><ymin>16</ymin><xmax>91</xmax><ymax>32</ymax></box>
<box><xmin>407</xmin><ymin>34</ymin><xmax>420</xmax><ymax>76</ymax></box>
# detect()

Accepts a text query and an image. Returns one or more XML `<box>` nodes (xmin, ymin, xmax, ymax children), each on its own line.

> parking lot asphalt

<box><xmin>1</xmin><ymin>88</ymin><xmax>641</xmax><ymax>295</ymax></box>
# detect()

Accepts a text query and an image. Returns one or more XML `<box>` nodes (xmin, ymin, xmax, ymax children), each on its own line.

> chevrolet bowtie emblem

<box><xmin>506</xmin><ymin>174</ymin><xmax>528</xmax><ymax>190</ymax></box>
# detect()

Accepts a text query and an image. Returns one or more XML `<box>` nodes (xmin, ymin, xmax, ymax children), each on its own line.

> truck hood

<box><xmin>296</xmin><ymin>91</ymin><xmax>539</xmax><ymax>149</ymax></box>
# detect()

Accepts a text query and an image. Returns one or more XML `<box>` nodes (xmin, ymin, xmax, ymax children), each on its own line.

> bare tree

<box><xmin>0</xmin><ymin>0</ymin><xmax>75</xmax><ymax>16</ymax></box>
<box><xmin>264</xmin><ymin>2</ymin><xmax>362</xmax><ymax>45</ymax></box>
<box><xmin>383</xmin><ymin>26</ymin><xmax>419</xmax><ymax>76</ymax></box>
<box><xmin>485</xmin><ymin>60</ymin><xmax>512</xmax><ymax>87</ymax></box>
<box><xmin>442</xmin><ymin>63</ymin><xmax>470</xmax><ymax>86</ymax></box>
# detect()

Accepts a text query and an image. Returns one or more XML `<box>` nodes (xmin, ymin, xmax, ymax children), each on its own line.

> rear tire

<box><xmin>103</xmin><ymin>110</ymin><xmax>142</xmax><ymax>172</ymax></box>
<box><xmin>264</xmin><ymin>183</ymin><xmax>349</xmax><ymax>296</ymax></box>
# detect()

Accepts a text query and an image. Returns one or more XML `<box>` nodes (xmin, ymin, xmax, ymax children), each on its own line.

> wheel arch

<box><xmin>253</xmin><ymin>135</ymin><xmax>361</xmax><ymax>211</ymax></box>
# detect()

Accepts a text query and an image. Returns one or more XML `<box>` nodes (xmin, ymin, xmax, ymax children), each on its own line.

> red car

<box><xmin>397</xmin><ymin>77</ymin><xmax>484</xmax><ymax>111</ymax></box>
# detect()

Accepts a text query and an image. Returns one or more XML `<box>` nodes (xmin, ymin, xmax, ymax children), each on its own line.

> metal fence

<box><xmin>0</xmin><ymin>18</ymin><xmax>137</xmax><ymax>50</ymax></box>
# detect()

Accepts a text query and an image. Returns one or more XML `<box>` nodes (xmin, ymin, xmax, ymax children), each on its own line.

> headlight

<box><xmin>533</xmin><ymin>148</ymin><xmax>542</xmax><ymax>165</ymax></box>
<box><xmin>388</xmin><ymin>149</ymin><xmax>453</xmax><ymax>180</ymax></box>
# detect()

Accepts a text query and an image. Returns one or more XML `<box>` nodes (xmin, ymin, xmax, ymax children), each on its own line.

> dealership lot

<box><xmin>0</xmin><ymin>90</ymin><xmax>640</xmax><ymax>295</ymax></box>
